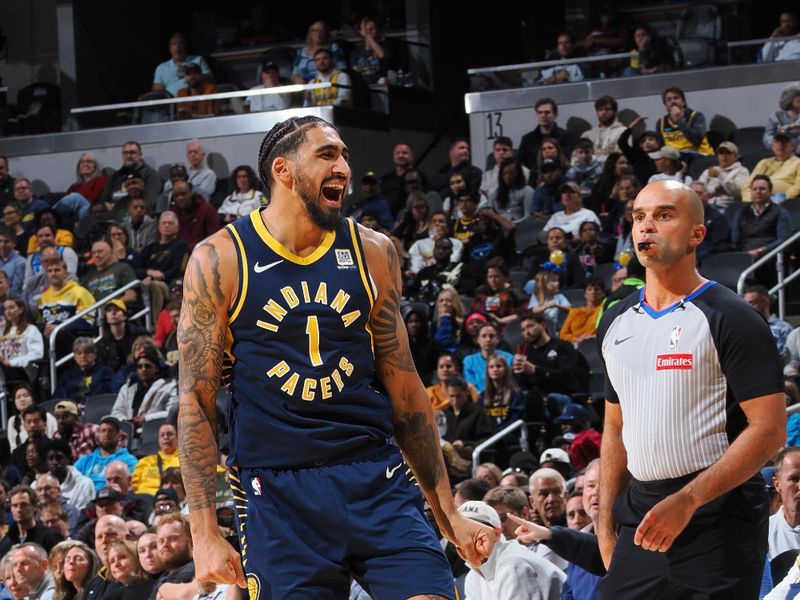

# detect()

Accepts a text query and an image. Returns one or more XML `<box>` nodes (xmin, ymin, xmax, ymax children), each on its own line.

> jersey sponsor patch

<box><xmin>335</xmin><ymin>248</ymin><xmax>354</xmax><ymax>266</ymax></box>
<box><xmin>655</xmin><ymin>353</ymin><xmax>693</xmax><ymax>370</ymax></box>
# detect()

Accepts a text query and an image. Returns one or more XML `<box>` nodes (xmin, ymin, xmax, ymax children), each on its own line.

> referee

<box><xmin>596</xmin><ymin>180</ymin><xmax>786</xmax><ymax>599</ymax></box>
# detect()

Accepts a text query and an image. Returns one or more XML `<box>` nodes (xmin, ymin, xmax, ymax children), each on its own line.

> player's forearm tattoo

<box><xmin>393</xmin><ymin>411</ymin><xmax>442</xmax><ymax>491</ymax></box>
<box><xmin>177</xmin><ymin>246</ymin><xmax>226</xmax><ymax>511</ymax></box>
<box><xmin>394</xmin><ymin>411</ymin><xmax>455</xmax><ymax>541</ymax></box>
<box><xmin>373</xmin><ymin>245</ymin><xmax>416</xmax><ymax>375</ymax></box>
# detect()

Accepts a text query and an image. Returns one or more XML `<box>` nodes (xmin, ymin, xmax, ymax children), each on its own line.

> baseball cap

<box><xmin>54</xmin><ymin>400</ymin><xmax>78</xmax><ymax>416</ymax></box>
<box><xmin>155</xmin><ymin>488</ymin><xmax>179</xmax><ymax>503</ymax></box>
<box><xmin>95</xmin><ymin>487</ymin><xmax>123</xmax><ymax>503</ymax></box>
<box><xmin>123</xmin><ymin>171</ymin><xmax>143</xmax><ymax>182</ymax></box>
<box><xmin>457</xmin><ymin>500</ymin><xmax>501</xmax><ymax>528</ymax></box>
<box><xmin>465</xmin><ymin>312</ymin><xmax>488</xmax><ymax>327</ymax></box>
<box><xmin>554</xmin><ymin>404</ymin><xmax>590</xmax><ymax>423</ymax></box>
<box><xmin>559</xmin><ymin>182</ymin><xmax>581</xmax><ymax>195</ymax></box>
<box><xmin>261</xmin><ymin>60</ymin><xmax>280</xmax><ymax>72</ymax></box>
<box><xmin>104</xmin><ymin>298</ymin><xmax>127</xmax><ymax>314</ymax></box>
<box><xmin>508</xmin><ymin>450</ymin><xmax>539</xmax><ymax>474</ymax></box>
<box><xmin>170</xmin><ymin>277</ymin><xmax>184</xmax><ymax>291</ymax></box>
<box><xmin>648</xmin><ymin>146</ymin><xmax>681</xmax><ymax>161</ymax></box>
<box><xmin>774</xmin><ymin>131</ymin><xmax>793</xmax><ymax>142</ymax></box>
<box><xmin>540</xmin><ymin>158</ymin><xmax>560</xmax><ymax>171</ymax></box>
<box><xmin>361</xmin><ymin>171</ymin><xmax>381</xmax><ymax>184</ymax></box>
<box><xmin>539</xmin><ymin>448</ymin><xmax>570</xmax><ymax>465</ymax></box>
<box><xmin>100</xmin><ymin>415</ymin><xmax>122</xmax><ymax>430</ymax></box>
<box><xmin>717</xmin><ymin>141</ymin><xmax>738</xmax><ymax>155</ymax></box>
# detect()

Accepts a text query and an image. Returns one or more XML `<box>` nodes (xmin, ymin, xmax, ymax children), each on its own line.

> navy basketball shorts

<box><xmin>229</xmin><ymin>445</ymin><xmax>455</xmax><ymax>600</ymax></box>
<box><xmin>599</xmin><ymin>473</ymin><xmax>768</xmax><ymax>600</ymax></box>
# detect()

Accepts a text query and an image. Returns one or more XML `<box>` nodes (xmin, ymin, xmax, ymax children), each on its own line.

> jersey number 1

<box><xmin>306</xmin><ymin>316</ymin><xmax>322</xmax><ymax>366</ymax></box>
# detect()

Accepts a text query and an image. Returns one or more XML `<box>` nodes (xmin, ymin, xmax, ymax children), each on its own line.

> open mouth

<box><xmin>321</xmin><ymin>182</ymin><xmax>345</xmax><ymax>203</ymax></box>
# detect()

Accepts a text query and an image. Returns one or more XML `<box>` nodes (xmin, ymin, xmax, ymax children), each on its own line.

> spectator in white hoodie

<box><xmin>697</xmin><ymin>141</ymin><xmax>750</xmax><ymax>209</ymax></box>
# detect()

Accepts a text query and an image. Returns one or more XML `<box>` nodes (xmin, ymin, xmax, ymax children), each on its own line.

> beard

<box><xmin>294</xmin><ymin>168</ymin><xmax>342</xmax><ymax>232</ymax></box>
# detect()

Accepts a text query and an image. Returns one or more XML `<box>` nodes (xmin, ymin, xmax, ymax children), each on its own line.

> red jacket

<box><xmin>172</xmin><ymin>193</ymin><xmax>220</xmax><ymax>248</ymax></box>
<box><xmin>66</xmin><ymin>175</ymin><xmax>108</xmax><ymax>203</ymax></box>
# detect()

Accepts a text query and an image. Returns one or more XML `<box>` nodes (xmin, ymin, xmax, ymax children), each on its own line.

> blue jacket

<box><xmin>74</xmin><ymin>447</ymin><xmax>138</xmax><ymax>492</ymax></box>
<box><xmin>463</xmin><ymin>350</ymin><xmax>514</xmax><ymax>394</ymax></box>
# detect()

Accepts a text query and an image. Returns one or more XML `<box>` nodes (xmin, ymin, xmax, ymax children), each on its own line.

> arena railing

<box><xmin>737</xmin><ymin>229</ymin><xmax>800</xmax><ymax>320</ymax></box>
<box><xmin>467</xmin><ymin>33</ymin><xmax>800</xmax><ymax>92</ymax></box>
<box><xmin>472</xmin><ymin>419</ymin><xmax>530</xmax><ymax>478</ymax></box>
<box><xmin>48</xmin><ymin>279</ymin><xmax>151</xmax><ymax>396</ymax></box>
<box><xmin>69</xmin><ymin>82</ymin><xmax>331</xmax><ymax>117</ymax></box>
<box><xmin>467</xmin><ymin>52</ymin><xmax>633</xmax><ymax>91</ymax></box>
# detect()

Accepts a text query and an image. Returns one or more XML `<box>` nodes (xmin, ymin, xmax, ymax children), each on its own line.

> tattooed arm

<box><xmin>177</xmin><ymin>231</ymin><xmax>245</xmax><ymax>587</ymax></box>
<box><xmin>360</xmin><ymin>225</ymin><xmax>494</xmax><ymax>567</ymax></box>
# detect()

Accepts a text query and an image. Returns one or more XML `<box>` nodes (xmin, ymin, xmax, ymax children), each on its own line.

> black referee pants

<box><xmin>599</xmin><ymin>473</ymin><xmax>768</xmax><ymax>600</ymax></box>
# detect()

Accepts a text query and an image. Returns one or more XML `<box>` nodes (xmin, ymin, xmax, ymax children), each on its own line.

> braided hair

<box><xmin>257</xmin><ymin>116</ymin><xmax>337</xmax><ymax>194</ymax></box>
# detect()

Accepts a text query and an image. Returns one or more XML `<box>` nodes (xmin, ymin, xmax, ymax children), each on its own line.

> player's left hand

<box><xmin>450</xmin><ymin>514</ymin><xmax>495</xmax><ymax>568</ymax></box>
<box><xmin>633</xmin><ymin>491</ymin><xmax>696</xmax><ymax>552</ymax></box>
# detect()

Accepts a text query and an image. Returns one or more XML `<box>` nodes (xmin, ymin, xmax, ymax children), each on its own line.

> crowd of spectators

<box><xmin>143</xmin><ymin>17</ymin><xmax>399</xmax><ymax>119</ymax></box>
<box><xmin>3</xmin><ymin>40</ymin><xmax>800</xmax><ymax>595</ymax></box>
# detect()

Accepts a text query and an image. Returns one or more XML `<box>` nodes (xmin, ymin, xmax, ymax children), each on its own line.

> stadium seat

<box><xmin>740</xmin><ymin>150</ymin><xmax>772</xmax><ymax>172</ymax></box>
<box><xmin>509</xmin><ymin>268</ymin><xmax>528</xmax><ymax>289</ymax></box>
<box><xmin>83</xmin><ymin>393</ymin><xmax>118</xmax><ymax>425</ymax></box>
<box><xmin>700</xmin><ymin>252</ymin><xmax>753</xmax><ymax>290</ymax></box>
<box><xmin>137</xmin><ymin>418</ymin><xmax>166</xmax><ymax>457</ymax></box>
<box><xmin>593</xmin><ymin>262</ymin><xmax>616</xmax><ymax>290</ymax></box>
<box><xmin>134</xmin><ymin>90</ymin><xmax>174</xmax><ymax>124</ymax></box>
<box><xmin>502</xmin><ymin>319</ymin><xmax>523</xmax><ymax>351</ymax></box>
<box><xmin>514</xmin><ymin>217</ymin><xmax>547</xmax><ymax>256</ymax></box>
<box><xmin>731</xmin><ymin>127</ymin><xmax>767</xmax><ymax>156</ymax></box>
<box><xmin>38</xmin><ymin>399</ymin><xmax>61</xmax><ymax>417</ymax></box>
<box><xmin>723</xmin><ymin>202</ymin><xmax>742</xmax><ymax>229</ymax></box>
<box><xmin>562</xmin><ymin>287</ymin><xmax>586</xmax><ymax>308</ymax></box>
<box><xmin>781</xmin><ymin>198</ymin><xmax>800</xmax><ymax>231</ymax></box>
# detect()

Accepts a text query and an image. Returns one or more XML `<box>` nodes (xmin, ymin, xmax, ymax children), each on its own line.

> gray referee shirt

<box><xmin>598</xmin><ymin>281</ymin><xmax>783</xmax><ymax>482</ymax></box>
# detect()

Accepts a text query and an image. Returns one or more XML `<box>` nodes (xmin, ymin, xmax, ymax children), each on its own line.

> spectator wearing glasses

<box><xmin>53</xmin><ymin>152</ymin><xmax>108</xmax><ymax>225</ymax></box>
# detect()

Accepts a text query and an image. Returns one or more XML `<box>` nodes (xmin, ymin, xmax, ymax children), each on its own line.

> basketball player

<box><xmin>177</xmin><ymin>116</ymin><xmax>493</xmax><ymax>599</ymax></box>
<box><xmin>596</xmin><ymin>180</ymin><xmax>786</xmax><ymax>598</ymax></box>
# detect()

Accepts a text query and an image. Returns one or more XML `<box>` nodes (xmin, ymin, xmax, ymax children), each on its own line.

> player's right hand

<box><xmin>597</xmin><ymin>525</ymin><xmax>617</xmax><ymax>571</ymax></box>
<box><xmin>194</xmin><ymin>535</ymin><xmax>246</xmax><ymax>589</ymax></box>
<box><xmin>450</xmin><ymin>514</ymin><xmax>495</xmax><ymax>568</ymax></box>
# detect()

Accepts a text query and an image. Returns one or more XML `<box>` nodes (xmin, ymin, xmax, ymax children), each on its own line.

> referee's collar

<box><xmin>637</xmin><ymin>281</ymin><xmax>717</xmax><ymax>319</ymax></box>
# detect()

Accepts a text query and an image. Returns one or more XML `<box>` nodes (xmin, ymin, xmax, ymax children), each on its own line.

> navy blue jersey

<box><xmin>224</xmin><ymin>210</ymin><xmax>393</xmax><ymax>469</ymax></box>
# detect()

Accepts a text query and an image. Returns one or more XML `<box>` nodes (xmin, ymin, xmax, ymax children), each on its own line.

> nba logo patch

<box><xmin>335</xmin><ymin>249</ymin><xmax>354</xmax><ymax>266</ymax></box>
<box><xmin>251</xmin><ymin>476</ymin><xmax>262</xmax><ymax>496</ymax></box>
<box><xmin>668</xmin><ymin>326</ymin><xmax>683</xmax><ymax>351</ymax></box>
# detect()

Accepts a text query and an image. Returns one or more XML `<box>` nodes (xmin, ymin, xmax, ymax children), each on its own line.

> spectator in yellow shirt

<box><xmin>560</xmin><ymin>278</ymin><xmax>606</xmax><ymax>345</ymax></box>
<box><xmin>130</xmin><ymin>423</ymin><xmax>179</xmax><ymax>496</ymax></box>
<box><xmin>742</xmin><ymin>133</ymin><xmax>800</xmax><ymax>202</ymax></box>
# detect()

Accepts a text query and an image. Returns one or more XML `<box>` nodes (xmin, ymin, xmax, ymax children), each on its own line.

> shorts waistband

<box><xmin>631</xmin><ymin>470</ymin><xmax>702</xmax><ymax>495</ymax></box>
<box><xmin>265</xmin><ymin>440</ymin><xmax>392</xmax><ymax>471</ymax></box>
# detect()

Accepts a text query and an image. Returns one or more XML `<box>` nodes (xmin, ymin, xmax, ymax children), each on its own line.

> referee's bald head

<box><xmin>639</xmin><ymin>180</ymin><xmax>703</xmax><ymax>225</ymax></box>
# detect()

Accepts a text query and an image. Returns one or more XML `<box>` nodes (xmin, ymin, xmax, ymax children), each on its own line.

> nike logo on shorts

<box><xmin>385</xmin><ymin>463</ymin><xmax>403</xmax><ymax>479</ymax></box>
<box><xmin>254</xmin><ymin>260</ymin><xmax>283</xmax><ymax>273</ymax></box>
<box><xmin>614</xmin><ymin>335</ymin><xmax>635</xmax><ymax>345</ymax></box>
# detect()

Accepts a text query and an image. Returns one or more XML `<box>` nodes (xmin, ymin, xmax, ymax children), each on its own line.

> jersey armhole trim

<box><xmin>226</xmin><ymin>224</ymin><xmax>247</xmax><ymax>324</ymax></box>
